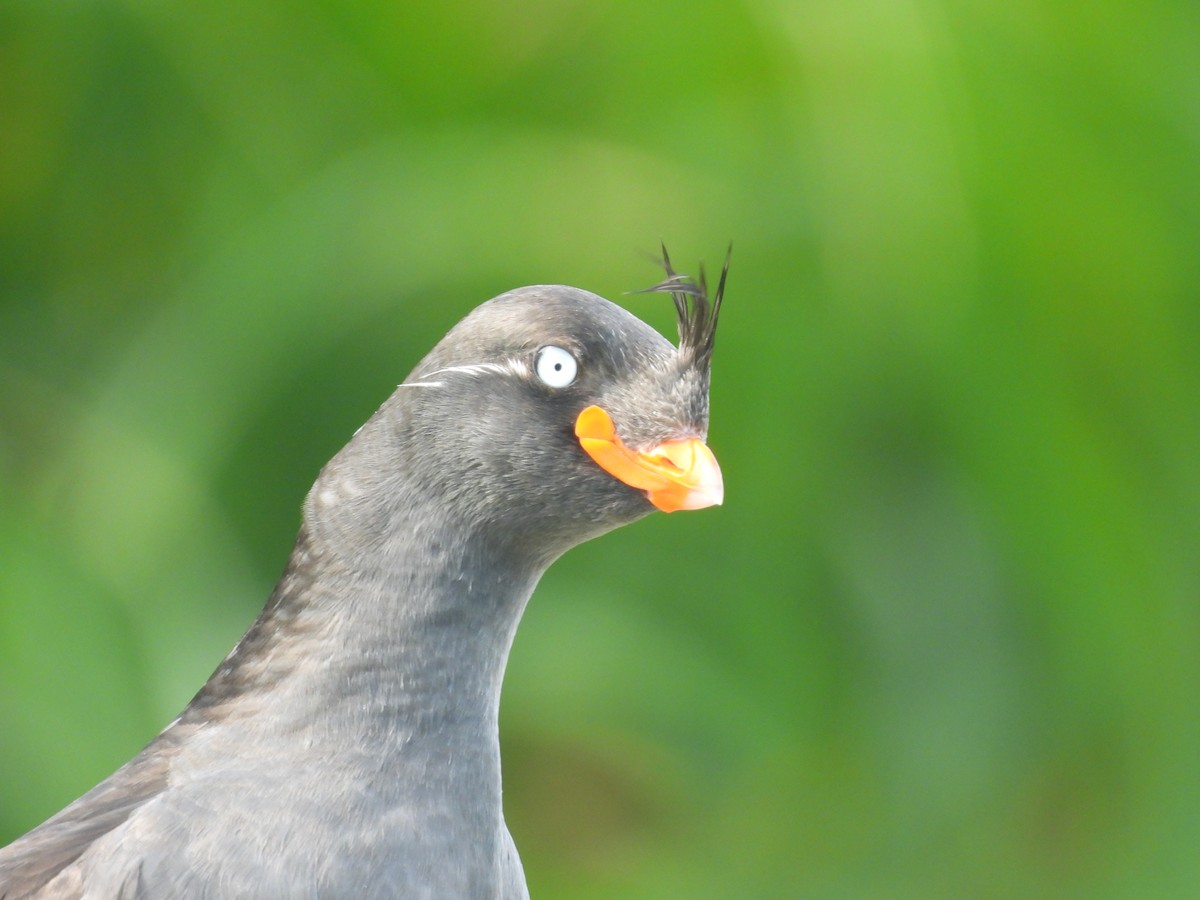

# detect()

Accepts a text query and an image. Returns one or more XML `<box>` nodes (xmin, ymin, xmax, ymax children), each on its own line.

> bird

<box><xmin>0</xmin><ymin>248</ymin><xmax>728</xmax><ymax>899</ymax></box>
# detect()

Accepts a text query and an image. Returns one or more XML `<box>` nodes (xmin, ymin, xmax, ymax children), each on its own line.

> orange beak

<box><xmin>574</xmin><ymin>405</ymin><xmax>724</xmax><ymax>513</ymax></box>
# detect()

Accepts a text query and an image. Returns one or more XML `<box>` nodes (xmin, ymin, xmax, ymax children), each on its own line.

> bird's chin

<box><xmin>571</xmin><ymin>491</ymin><xmax>657</xmax><ymax>545</ymax></box>
<box><xmin>504</xmin><ymin>491</ymin><xmax>653</xmax><ymax>563</ymax></box>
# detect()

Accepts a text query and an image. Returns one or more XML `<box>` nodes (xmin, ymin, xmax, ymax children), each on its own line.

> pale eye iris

<box><xmin>535</xmin><ymin>346</ymin><xmax>578</xmax><ymax>388</ymax></box>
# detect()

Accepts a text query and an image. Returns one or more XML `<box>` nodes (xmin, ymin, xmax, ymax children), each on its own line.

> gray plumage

<box><xmin>0</xmin><ymin>269</ymin><xmax>725</xmax><ymax>899</ymax></box>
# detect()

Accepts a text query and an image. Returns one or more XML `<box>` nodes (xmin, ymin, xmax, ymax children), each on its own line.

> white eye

<box><xmin>534</xmin><ymin>345</ymin><xmax>578</xmax><ymax>388</ymax></box>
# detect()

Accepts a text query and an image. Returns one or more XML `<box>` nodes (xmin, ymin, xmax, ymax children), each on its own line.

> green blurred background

<box><xmin>1</xmin><ymin>1</ymin><xmax>1197</xmax><ymax>896</ymax></box>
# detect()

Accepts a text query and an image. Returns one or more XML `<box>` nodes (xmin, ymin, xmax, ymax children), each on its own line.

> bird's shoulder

<box><xmin>0</xmin><ymin>732</ymin><xmax>177</xmax><ymax>899</ymax></box>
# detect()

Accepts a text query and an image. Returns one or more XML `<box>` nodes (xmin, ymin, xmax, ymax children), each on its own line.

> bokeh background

<box><xmin>2</xmin><ymin>1</ymin><xmax>1197</xmax><ymax>896</ymax></box>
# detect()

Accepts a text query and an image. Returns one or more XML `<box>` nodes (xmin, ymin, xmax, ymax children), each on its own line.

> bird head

<box><xmin>310</xmin><ymin>250</ymin><xmax>727</xmax><ymax>561</ymax></box>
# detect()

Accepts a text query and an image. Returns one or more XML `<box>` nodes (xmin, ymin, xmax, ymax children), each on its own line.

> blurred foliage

<box><xmin>1</xmin><ymin>0</ymin><xmax>1198</xmax><ymax>896</ymax></box>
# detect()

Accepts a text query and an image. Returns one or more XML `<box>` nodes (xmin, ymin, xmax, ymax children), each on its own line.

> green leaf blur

<box><xmin>1</xmin><ymin>1</ymin><xmax>1196</xmax><ymax>896</ymax></box>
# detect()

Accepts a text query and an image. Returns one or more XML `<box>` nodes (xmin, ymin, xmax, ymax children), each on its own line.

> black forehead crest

<box><xmin>639</xmin><ymin>244</ymin><xmax>730</xmax><ymax>370</ymax></box>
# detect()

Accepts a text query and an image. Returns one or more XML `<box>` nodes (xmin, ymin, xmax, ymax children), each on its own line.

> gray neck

<box><xmin>185</xmin><ymin>489</ymin><xmax>545</xmax><ymax>838</ymax></box>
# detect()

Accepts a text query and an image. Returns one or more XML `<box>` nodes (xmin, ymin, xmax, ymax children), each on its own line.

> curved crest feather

<box><xmin>638</xmin><ymin>243</ymin><xmax>730</xmax><ymax>369</ymax></box>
